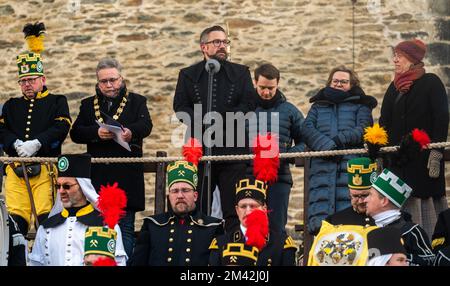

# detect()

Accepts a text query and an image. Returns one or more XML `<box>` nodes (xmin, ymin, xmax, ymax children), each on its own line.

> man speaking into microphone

<box><xmin>173</xmin><ymin>25</ymin><xmax>256</xmax><ymax>231</ymax></box>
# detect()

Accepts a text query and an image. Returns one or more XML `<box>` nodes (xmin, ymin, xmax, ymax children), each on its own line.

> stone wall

<box><xmin>1</xmin><ymin>0</ymin><xmax>449</xmax><ymax>241</ymax></box>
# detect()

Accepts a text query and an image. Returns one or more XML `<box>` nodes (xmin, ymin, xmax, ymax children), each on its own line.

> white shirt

<box><xmin>29</xmin><ymin>216</ymin><xmax>127</xmax><ymax>266</ymax></box>
<box><xmin>240</xmin><ymin>225</ymin><xmax>247</xmax><ymax>241</ymax></box>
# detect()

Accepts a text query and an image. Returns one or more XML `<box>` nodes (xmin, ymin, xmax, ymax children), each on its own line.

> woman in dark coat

<box><xmin>379</xmin><ymin>39</ymin><xmax>449</xmax><ymax>237</ymax></box>
<box><xmin>303</xmin><ymin>66</ymin><xmax>377</xmax><ymax>235</ymax></box>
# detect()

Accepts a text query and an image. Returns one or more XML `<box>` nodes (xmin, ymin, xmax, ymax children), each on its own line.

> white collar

<box><xmin>49</xmin><ymin>178</ymin><xmax>99</xmax><ymax>217</ymax></box>
<box><xmin>373</xmin><ymin>209</ymin><xmax>401</xmax><ymax>227</ymax></box>
<box><xmin>240</xmin><ymin>224</ymin><xmax>247</xmax><ymax>240</ymax></box>
<box><xmin>367</xmin><ymin>254</ymin><xmax>392</xmax><ymax>266</ymax></box>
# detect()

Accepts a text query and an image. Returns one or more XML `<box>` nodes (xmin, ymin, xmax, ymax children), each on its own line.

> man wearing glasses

<box><xmin>173</xmin><ymin>25</ymin><xmax>257</xmax><ymax>232</ymax></box>
<box><xmin>0</xmin><ymin>51</ymin><xmax>71</xmax><ymax>236</ymax></box>
<box><xmin>70</xmin><ymin>58</ymin><xmax>152</xmax><ymax>259</ymax></box>
<box><xmin>325</xmin><ymin>157</ymin><xmax>376</xmax><ymax>228</ymax></box>
<box><xmin>29</xmin><ymin>154</ymin><xmax>127</xmax><ymax>266</ymax></box>
<box><xmin>130</xmin><ymin>160</ymin><xmax>224</xmax><ymax>266</ymax></box>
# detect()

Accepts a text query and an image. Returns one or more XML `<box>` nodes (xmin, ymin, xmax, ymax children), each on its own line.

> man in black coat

<box><xmin>173</xmin><ymin>25</ymin><xmax>257</xmax><ymax>231</ymax></box>
<box><xmin>325</xmin><ymin>157</ymin><xmax>375</xmax><ymax>228</ymax></box>
<box><xmin>129</xmin><ymin>160</ymin><xmax>224</xmax><ymax>266</ymax></box>
<box><xmin>364</xmin><ymin>168</ymin><xmax>435</xmax><ymax>266</ymax></box>
<box><xmin>209</xmin><ymin>177</ymin><xmax>297</xmax><ymax>266</ymax></box>
<box><xmin>432</xmin><ymin>209</ymin><xmax>450</xmax><ymax>266</ymax></box>
<box><xmin>0</xmin><ymin>52</ymin><xmax>71</xmax><ymax>235</ymax></box>
<box><xmin>70</xmin><ymin>58</ymin><xmax>152</xmax><ymax>258</ymax></box>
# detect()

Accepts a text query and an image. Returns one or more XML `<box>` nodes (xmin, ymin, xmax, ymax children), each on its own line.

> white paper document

<box><xmin>96</xmin><ymin>120</ymin><xmax>131</xmax><ymax>152</ymax></box>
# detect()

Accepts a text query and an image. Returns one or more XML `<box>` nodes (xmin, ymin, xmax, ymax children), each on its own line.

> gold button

<box><xmin>188</xmin><ymin>230</ymin><xmax>192</xmax><ymax>234</ymax></box>
<box><xmin>185</xmin><ymin>258</ymin><xmax>190</xmax><ymax>263</ymax></box>
<box><xmin>25</xmin><ymin>135</ymin><xmax>29</xmax><ymax>138</ymax></box>
<box><xmin>190</xmin><ymin>222</ymin><xmax>194</xmax><ymax>226</ymax></box>
<box><xmin>27</xmin><ymin>121</ymin><xmax>30</xmax><ymax>125</ymax></box>
<box><xmin>27</xmin><ymin>115</ymin><xmax>31</xmax><ymax>119</ymax></box>
<box><xmin>187</xmin><ymin>238</ymin><xmax>191</xmax><ymax>243</ymax></box>
<box><xmin>30</xmin><ymin>104</ymin><xmax>34</xmax><ymax>107</ymax></box>
<box><xmin>169</xmin><ymin>238</ymin><xmax>173</xmax><ymax>242</ymax></box>
<box><xmin>170</xmin><ymin>229</ymin><xmax>174</xmax><ymax>233</ymax></box>
<box><xmin>28</xmin><ymin>109</ymin><xmax>32</xmax><ymax>113</ymax></box>
<box><xmin>186</xmin><ymin>248</ymin><xmax>191</xmax><ymax>253</ymax></box>
<box><xmin>30</xmin><ymin>99</ymin><xmax>34</xmax><ymax>102</ymax></box>
<box><xmin>167</xmin><ymin>257</ymin><xmax>172</xmax><ymax>262</ymax></box>
<box><xmin>168</xmin><ymin>248</ymin><xmax>173</xmax><ymax>252</ymax></box>
<box><xmin>26</xmin><ymin>128</ymin><xmax>30</xmax><ymax>131</ymax></box>
<box><xmin>170</xmin><ymin>221</ymin><xmax>174</xmax><ymax>225</ymax></box>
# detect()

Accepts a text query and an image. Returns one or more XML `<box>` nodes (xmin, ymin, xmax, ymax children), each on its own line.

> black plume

<box><xmin>23</xmin><ymin>22</ymin><xmax>46</xmax><ymax>38</ymax></box>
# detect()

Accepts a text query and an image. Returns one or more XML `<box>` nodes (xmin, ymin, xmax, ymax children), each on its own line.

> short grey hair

<box><xmin>96</xmin><ymin>58</ymin><xmax>122</xmax><ymax>74</ymax></box>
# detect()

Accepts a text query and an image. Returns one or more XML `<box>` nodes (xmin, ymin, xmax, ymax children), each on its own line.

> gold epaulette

<box><xmin>284</xmin><ymin>236</ymin><xmax>297</xmax><ymax>250</ymax></box>
<box><xmin>432</xmin><ymin>237</ymin><xmax>445</xmax><ymax>249</ymax></box>
<box><xmin>55</xmin><ymin>116</ymin><xmax>72</xmax><ymax>126</ymax></box>
<box><xmin>209</xmin><ymin>238</ymin><xmax>219</xmax><ymax>250</ymax></box>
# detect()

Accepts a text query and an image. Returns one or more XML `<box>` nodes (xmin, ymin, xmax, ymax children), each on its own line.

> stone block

<box><xmin>116</xmin><ymin>33</ymin><xmax>149</xmax><ymax>41</ymax></box>
<box><xmin>436</xmin><ymin>19</ymin><xmax>450</xmax><ymax>41</ymax></box>
<box><xmin>428</xmin><ymin>42</ymin><xmax>450</xmax><ymax>65</ymax></box>
<box><xmin>0</xmin><ymin>4</ymin><xmax>14</xmax><ymax>15</ymax></box>
<box><xmin>63</xmin><ymin>35</ymin><xmax>92</xmax><ymax>43</ymax></box>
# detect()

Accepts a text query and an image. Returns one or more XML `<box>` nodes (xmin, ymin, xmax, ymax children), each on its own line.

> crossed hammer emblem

<box><xmin>90</xmin><ymin>239</ymin><xmax>98</xmax><ymax>247</ymax></box>
<box><xmin>178</xmin><ymin>170</ymin><xmax>185</xmax><ymax>176</ymax></box>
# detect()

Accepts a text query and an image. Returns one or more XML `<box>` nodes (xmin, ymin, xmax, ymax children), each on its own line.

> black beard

<box><xmin>211</xmin><ymin>51</ymin><xmax>228</xmax><ymax>62</ymax></box>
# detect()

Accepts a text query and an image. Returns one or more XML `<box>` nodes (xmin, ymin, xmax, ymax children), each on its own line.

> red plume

<box><xmin>252</xmin><ymin>133</ymin><xmax>279</xmax><ymax>184</ymax></box>
<box><xmin>411</xmin><ymin>128</ymin><xmax>430</xmax><ymax>149</ymax></box>
<box><xmin>182</xmin><ymin>137</ymin><xmax>203</xmax><ymax>166</ymax></box>
<box><xmin>245</xmin><ymin>209</ymin><xmax>269</xmax><ymax>251</ymax></box>
<box><xmin>92</xmin><ymin>257</ymin><xmax>117</xmax><ymax>266</ymax></box>
<box><xmin>97</xmin><ymin>182</ymin><xmax>127</xmax><ymax>229</ymax></box>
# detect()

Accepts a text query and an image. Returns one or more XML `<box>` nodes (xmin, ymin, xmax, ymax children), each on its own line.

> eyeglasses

<box><xmin>55</xmin><ymin>183</ymin><xmax>78</xmax><ymax>190</ymax></box>
<box><xmin>332</xmin><ymin>79</ymin><xmax>350</xmax><ymax>85</ymax></box>
<box><xmin>237</xmin><ymin>203</ymin><xmax>262</xmax><ymax>210</ymax></box>
<box><xmin>350</xmin><ymin>193</ymin><xmax>369</xmax><ymax>200</ymax></box>
<box><xmin>169</xmin><ymin>188</ymin><xmax>194</xmax><ymax>194</ymax></box>
<box><xmin>98</xmin><ymin>77</ymin><xmax>121</xmax><ymax>86</ymax></box>
<box><xmin>204</xmin><ymin>39</ymin><xmax>231</xmax><ymax>47</ymax></box>
<box><xmin>18</xmin><ymin>77</ymin><xmax>41</xmax><ymax>86</ymax></box>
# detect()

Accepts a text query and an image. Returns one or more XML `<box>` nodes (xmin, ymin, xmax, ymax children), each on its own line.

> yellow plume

<box><xmin>364</xmin><ymin>123</ymin><xmax>388</xmax><ymax>146</ymax></box>
<box><xmin>25</xmin><ymin>35</ymin><xmax>45</xmax><ymax>53</ymax></box>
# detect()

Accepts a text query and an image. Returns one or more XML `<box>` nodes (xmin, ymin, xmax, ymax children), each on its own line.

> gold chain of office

<box><xmin>2</xmin><ymin>142</ymin><xmax>450</xmax><ymax>164</ymax></box>
<box><xmin>93</xmin><ymin>91</ymin><xmax>129</xmax><ymax>123</ymax></box>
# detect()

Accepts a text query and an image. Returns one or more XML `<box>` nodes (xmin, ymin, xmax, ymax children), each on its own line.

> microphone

<box><xmin>205</xmin><ymin>59</ymin><xmax>221</xmax><ymax>74</ymax></box>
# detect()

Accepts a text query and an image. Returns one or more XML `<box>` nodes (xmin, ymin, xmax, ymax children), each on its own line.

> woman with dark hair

<box><xmin>379</xmin><ymin>39</ymin><xmax>449</xmax><ymax>238</ymax></box>
<box><xmin>303</xmin><ymin>66</ymin><xmax>377</xmax><ymax>235</ymax></box>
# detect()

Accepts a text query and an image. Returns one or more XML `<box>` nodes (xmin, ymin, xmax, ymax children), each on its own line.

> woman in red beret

<box><xmin>379</xmin><ymin>39</ymin><xmax>449</xmax><ymax>238</ymax></box>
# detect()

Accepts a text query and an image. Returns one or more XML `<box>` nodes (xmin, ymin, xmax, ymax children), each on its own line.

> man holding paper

<box><xmin>70</xmin><ymin>58</ymin><xmax>152</xmax><ymax>258</ymax></box>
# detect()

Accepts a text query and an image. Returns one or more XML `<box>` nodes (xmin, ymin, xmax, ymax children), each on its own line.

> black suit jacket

<box><xmin>70</xmin><ymin>88</ymin><xmax>152</xmax><ymax>211</ymax></box>
<box><xmin>129</xmin><ymin>210</ymin><xmax>224</xmax><ymax>266</ymax></box>
<box><xmin>173</xmin><ymin>60</ymin><xmax>257</xmax><ymax>156</ymax></box>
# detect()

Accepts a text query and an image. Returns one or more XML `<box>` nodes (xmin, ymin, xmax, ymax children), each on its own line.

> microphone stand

<box><xmin>201</xmin><ymin>59</ymin><xmax>220</xmax><ymax>216</ymax></box>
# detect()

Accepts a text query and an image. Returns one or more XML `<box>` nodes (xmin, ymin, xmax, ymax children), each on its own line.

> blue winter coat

<box><xmin>303</xmin><ymin>86</ymin><xmax>377</xmax><ymax>234</ymax></box>
<box><xmin>247</xmin><ymin>91</ymin><xmax>305</xmax><ymax>185</ymax></box>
